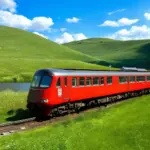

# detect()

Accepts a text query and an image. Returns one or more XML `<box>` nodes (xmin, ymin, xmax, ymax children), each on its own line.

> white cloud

<box><xmin>118</xmin><ymin>18</ymin><xmax>139</xmax><ymax>26</ymax></box>
<box><xmin>100</xmin><ymin>18</ymin><xmax>139</xmax><ymax>27</ymax></box>
<box><xmin>108</xmin><ymin>9</ymin><xmax>126</xmax><ymax>15</ymax></box>
<box><xmin>55</xmin><ymin>32</ymin><xmax>87</xmax><ymax>44</ymax></box>
<box><xmin>144</xmin><ymin>13</ymin><xmax>150</xmax><ymax>20</ymax></box>
<box><xmin>60</xmin><ymin>28</ymin><xmax>67</xmax><ymax>32</ymax></box>
<box><xmin>73</xmin><ymin>33</ymin><xmax>87</xmax><ymax>41</ymax></box>
<box><xmin>33</xmin><ymin>32</ymin><xmax>48</xmax><ymax>39</ymax></box>
<box><xmin>66</xmin><ymin>17</ymin><xmax>80</xmax><ymax>23</ymax></box>
<box><xmin>30</xmin><ymin>17</ymin><xmax>54</xmax><ymax>31</ymax></box>
<box><xmin>0</xmin><ymin>0</ymin><xmax>16</xmax><ymax>13</ymax></box>
<box><xmin>107</xmin><ymin>25</ymin><xmax>150</xmax><ymax>40</ymax></box>
<box><xmin>0</xmin><ymin>10</ymin><xmax>54</xmax><ymax>31</ymax></box>
<box><xmin>0</xmin><ymin>10</ymin><xmax>31</xmax><ymax>29</ymax></box>
<box><xmin>100</xmin><ymin>20</ymin><xmax>119</xmax><ymax>27</ymax></box>
<box><xmin>55</xmin><ymin>32</ymin><xmax>74</xmax><ymax>44</ymax></box>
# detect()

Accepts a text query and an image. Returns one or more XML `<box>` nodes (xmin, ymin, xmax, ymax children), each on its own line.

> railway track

<box><xmin>0</xmin><ymin>115</ymin><xmax>70</xmax><ymax>136</ymax></box>
<box><xmin>0</xmin><ymin>109</ymin><xmax>88</xmax><ymax>136</ymax></box>
<box><xmin>0</xmin><ymin>93</ymin><xmax>149</xmax><ymax>136</ymax></box>
<box><xmin>0</xmin><ymin>117</ymin><xmax>36</xmax><ymax>127</ymax></box>
<box><xmin>0</xmin><ymin>104</ymin><xmax>112</xmax><ymax>136</ymax></box>
<box><xmin>0</xmin><ymin>117</ymin><xmax>36</xmax><ymax>136</ymax></box>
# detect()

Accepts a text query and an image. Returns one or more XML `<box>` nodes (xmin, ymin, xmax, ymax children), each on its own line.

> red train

<box><xmin>27</xmin><ymin>68</ymin><xmax>150</xmax><ymax>117</ymax></box>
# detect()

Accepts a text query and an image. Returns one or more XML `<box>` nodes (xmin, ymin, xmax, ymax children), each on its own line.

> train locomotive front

<box><xmin>27</xmin><ymin>69</ymin><xmax>56</xmax><ymax>116</ymax></box>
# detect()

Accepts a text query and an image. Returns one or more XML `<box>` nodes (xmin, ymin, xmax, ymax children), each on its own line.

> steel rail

<box><xmin>0</xmin><ymin>117</ymin><xmax>36</xmax><ymax>128</ymax></box>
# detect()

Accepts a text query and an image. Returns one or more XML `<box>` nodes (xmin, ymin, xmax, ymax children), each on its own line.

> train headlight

<box><xmin>41</xmin><ymin>99</ymin><xmax>48</xmax><ymax>103</ymax></box>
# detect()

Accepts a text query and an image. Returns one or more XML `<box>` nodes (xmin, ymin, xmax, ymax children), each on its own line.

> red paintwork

<box><xmin>27</xmin><ymin>72</ymin><xmax>150</xmax><ymax>114</ymax></box>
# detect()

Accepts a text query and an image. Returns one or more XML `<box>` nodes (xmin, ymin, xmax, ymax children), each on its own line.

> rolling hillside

<box><xmin>0</xmin><ymin>26</ymin><xmax>96</xmax><ymax>61</ymax></box>
<box><xmin>64</xmin><ymin>38</ymin><xmax>150</xmax><ymax>69</ymax></box>
<box><xmin>0</xmin><ymin>27</ymin><xmax>113</xmax><ymax>82</ymax></box>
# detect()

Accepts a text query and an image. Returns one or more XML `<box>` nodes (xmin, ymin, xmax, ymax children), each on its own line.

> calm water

<box><xmin>0</xmin><ymin>83</ymin><xmax>31</xmax><ymax>92</ymax></box>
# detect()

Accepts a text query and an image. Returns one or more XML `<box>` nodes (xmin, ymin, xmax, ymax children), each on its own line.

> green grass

<box><xmin>0</xmin><ymin>26</ymin><xmax>117</xmax><ymax>82</ymax></box>
<box><xmin>0</xmin><ymin>91</ymin><xmax>30</xmax><ymax>123</ymax></box>
<box><xmin>64</xmin><ymin>38</ymin><xmax>150</xmax><ymax>69</ymax></box>
<box><xmin>0</xmin><ymin>95</ymin><xmax>150</xmax><ymax>150</ymax></box>
<box><xmin>0</xmin><ymin>58</ymin><xmax>116</xmax><ymax>82</ymax></box>
<box><xmin>0</xmin><ymin>26</ymin><xmax>96</xmax><ymax>61</ymax></box>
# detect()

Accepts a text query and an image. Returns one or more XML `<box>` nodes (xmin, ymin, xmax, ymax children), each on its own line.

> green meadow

<box><xmin>0</xmin><ymin>59</ymin><xmax>113</xmax><ymax>82</ymax></box>
<box><xmin>0</xmin><ymin>95</ymin><xmax>150</xmax><ymax>150</ymax></box>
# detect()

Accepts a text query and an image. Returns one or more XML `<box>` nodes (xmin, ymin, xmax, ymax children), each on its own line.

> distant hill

<box><xmin>64</xmin><ymin>38</ymin><xmax>150</xmax><ymax>69</ymax></box>
<box><xmin>0</xmin><ymin>26</ymin><xmax>113</xmax><ymax>82</ymax></box>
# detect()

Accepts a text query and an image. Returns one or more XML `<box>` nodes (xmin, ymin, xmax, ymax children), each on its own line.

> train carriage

<box><xmin>27</xmin><ymin>68</ymin><xmax>150</xmax><ymax>117</ymax></box>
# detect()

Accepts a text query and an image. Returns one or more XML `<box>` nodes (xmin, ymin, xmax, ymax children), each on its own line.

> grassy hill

<box><xmin>0</xmin><ymin>27</ymin><xmax>114</xmax><ymax>82</ymax></box>
<box><xmin>64</xmin><ymin>38</ymin><xmax>150</xmax><ymax>69</ymax></box>
<box><xmin>0</xmin><ymin>26</ymin><xmax>97</xmax><ymax>61</ymax></box>
<box><xmin>0</xmin><ymin>93</ymin><xmax>150</xmax><ymax>150</ymax></box>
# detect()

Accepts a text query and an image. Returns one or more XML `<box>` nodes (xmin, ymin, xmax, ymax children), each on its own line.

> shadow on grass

<box><xmin>6</xmin><ymin>108</ymin><xmax>34</xmax><ymax>121</ymax></box>
<box><xmin>89</xmin><ymin>60</ymin><xmax>111</xmax><ymax>68</ymax></box>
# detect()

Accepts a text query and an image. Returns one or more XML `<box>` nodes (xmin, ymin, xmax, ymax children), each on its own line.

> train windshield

<box><xmin>31</xmin><ymin>76</ymin><xmax>52</xmax><ymax>88</ymax></box>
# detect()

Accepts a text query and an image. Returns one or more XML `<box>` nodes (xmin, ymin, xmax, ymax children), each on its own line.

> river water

<box><xmin>0</xmin><ymin>83</ymin><xmax>31</xmax><ymax>92</ymax></box>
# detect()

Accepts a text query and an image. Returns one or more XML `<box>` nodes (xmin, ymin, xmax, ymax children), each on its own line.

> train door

<box><xmin>62</xmin><ymin>77</ymin><xmax>70</xmax><ymax>102</ymax></box>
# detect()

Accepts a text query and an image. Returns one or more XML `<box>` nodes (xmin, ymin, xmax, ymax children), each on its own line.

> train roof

<box><xmin>35</xmin><ymin>68</ymin><xmax>150</xmax><ymax>76</ymax></box>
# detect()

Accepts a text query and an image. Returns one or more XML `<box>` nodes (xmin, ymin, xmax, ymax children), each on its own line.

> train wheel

<box><xmin>75</xmin><ymin>107</ymin><xmax>80</xmax><ymax>114</ymax></box>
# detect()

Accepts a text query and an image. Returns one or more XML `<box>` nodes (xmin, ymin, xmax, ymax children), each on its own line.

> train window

<box><xmin>107</xmin><ymin>77</ymin><xmax>112</xmax><ymax>84</ymax></box>
<box><xmin>40</xmin><ymin>76</ymin><xmax>52</xmax><ymax>88</ymax></box>
<box><xmin>86</xmin><ymin>77</ymin><xmax>92</xmax><ymax>86</ymax></box>
<box><xmin>100</xmin><ymin>77</ymin><xmax>104</xmax><ymax>85</ymax></box>
<box><xmin>119</xmin><ymin>76</ymin><xmax>128</xmax><ymax>83</ymax></box>
<box><xmin>31</xmin><ymin>76</ymin><xmax>41</xmax><ymax>88</ymax></box>
<box><xmin>56</xmin><ymin>78</ymin><xmax>61</xmax><ymax>87</ymax></box>
<box><xmin>64</xmin><ymin>77</ymin><xmax>67</xmax><ymax>86</ymax></box>
<box><xmin>136</xmin><ymin>76</ymin><xmax>145</xmax><ymax>82</ymax></box>
<box><xmin>93</xmin><ymin>77</ymin><xmax>99</xmax><ymax>85</ymax></box>
<box><xmin>72</xmin><ymin>77</ymin><xmax>77</xmax><ymax>87</ymax></box>
<box><xmin>79</xmin><ymin>77</ymin><xmax>85</xmax><ymax>86</ymax></box>
<box><xmin>130</xmin><ymin>76</ymin><xmax>135</xmax><ymax>82</ymax></box>
<box><xmin>147</xmin><ymin>76</ymin><xmax>150</xmax><ymax>81</ymax></box>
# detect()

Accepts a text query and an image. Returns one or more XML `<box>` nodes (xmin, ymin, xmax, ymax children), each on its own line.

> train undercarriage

<box><xmin>28</xmin><ymin>88</ymin><xmax>150</xmax><ymax>119</ymax></box>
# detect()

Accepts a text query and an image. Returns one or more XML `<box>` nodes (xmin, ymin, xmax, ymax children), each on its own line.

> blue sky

<box><xmin>0</xmin><ymin>0</ymin><xmax>150</xmax><ymax>43</ymax></box>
